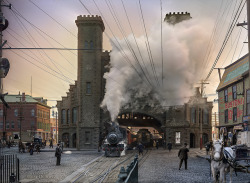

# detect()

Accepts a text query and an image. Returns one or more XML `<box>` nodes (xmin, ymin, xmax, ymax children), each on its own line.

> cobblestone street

<box><xmin>139</xmin><ymin>149</ymin><xmax>250</xmax><ymax>183</ymax></box>
<box><xmin>2</xmin><ymin>147</ymin><xmax>250</xmax><ymax>182</ymax></box>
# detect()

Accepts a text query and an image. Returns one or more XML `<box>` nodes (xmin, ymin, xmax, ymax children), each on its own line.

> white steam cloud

<box><xmin>101</xmin><ymin>19</ymin><xmax>210</xmax><ymax>121</ymax></box>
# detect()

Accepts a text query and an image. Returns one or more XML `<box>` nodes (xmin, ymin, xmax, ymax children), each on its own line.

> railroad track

<box><xmin>72</xmin><ymin>151</ymin><xmax>136</xmax><ymax>183</ymax></box>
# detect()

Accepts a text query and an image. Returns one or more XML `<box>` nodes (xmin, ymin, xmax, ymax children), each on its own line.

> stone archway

<box><xmin>190</xmin><ymin>133</ymin><xmax>195</xmax><ymax>148</ymax></box>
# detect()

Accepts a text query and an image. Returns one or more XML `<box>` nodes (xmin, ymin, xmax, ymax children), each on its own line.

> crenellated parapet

<box><xmin>75</xmin><ymin>15</ymin><xmax>105</xmax><ymax>31</ymax></box>
<box><xmin>164</xmin><ymin>12</ymin><xmax>192</xmax><ymax>25</ymax></box>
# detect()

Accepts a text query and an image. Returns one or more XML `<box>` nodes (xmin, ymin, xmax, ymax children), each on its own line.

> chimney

<box><xmin>22</xmin><ymin>92</ymin><xmax>25</xmax><ymax>102</ymax></box>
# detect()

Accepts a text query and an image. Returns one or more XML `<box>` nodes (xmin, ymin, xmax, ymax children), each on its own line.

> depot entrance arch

<box><xmin>116</xmin><ymin>112</ymin><xmax>165</xmax><ymax>148</ymax></box>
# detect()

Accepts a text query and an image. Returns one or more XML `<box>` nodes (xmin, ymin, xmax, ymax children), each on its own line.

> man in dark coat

<box><xmin>167</xmin><ymin>142</ymin><xmax>172</xmax><ymax>152</ymax></box>
<box><xmin>55</xmin><ymin>143</ymin><xmax>62</xmax><ymax>166</ymax></box>
<box><xmin>178</xmin><ymin>143</ymin><xmax>189</xmax><ymax>170</ymax></box>
<box><xmin>137</xmin><ymin>143</ymin><xmax>144</xmax><ymax>155</ymax></box>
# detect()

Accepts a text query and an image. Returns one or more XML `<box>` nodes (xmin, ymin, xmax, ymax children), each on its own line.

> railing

<box><xmin>0</xmin><ymin>154</ymin><xmax>19</xmax><ymax>183</ymax></box>
<box><xmin>116</xmin><ymin>155</ymin><xmax>138</xmax><ymax>183</ymax></box>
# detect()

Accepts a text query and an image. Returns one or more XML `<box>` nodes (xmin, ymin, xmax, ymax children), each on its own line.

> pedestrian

<box><xmin>153</xmin><ymin>140</ymin><xmax>156</xmax><ymax>149</ymax></box>
<box><xmin>35</xmin><ymin>144</ymin><xmax>41</xmax><ymax>154</ymax></box>
<box><xmin>49</xmin><ymin>139</ymin><xmax>53</xmax><ymax>148</ymax></box>
<box><xmin>29</xmin><ymin>143</ymin><xmax>34</xmax><ymax>155</ymax></box>
<box><xmin>55</xmin><ymin>143</ymin><xmax>62</xmax><ymax>166</ymax></box>
<box><xmin>137</xmin><ymin>142</ymin><xmax>144</xmax><ymax>155</ymax></box>
<box><xmin>163</xmin><ymin>140</ymin><xmax>166</xmax><ymax>149</ymax></box>
<box><xmin>156</xmin><ymin>140</ymin><xmax>159</xmax><ymax>149</ymax></box>
<box><xmin>205</xmin><ymin>142</ymin><xmax>210</xmax><ymax>155</ymax></box>
<box><xmin>178</xmin><ymin>142</ymin><xmax>189</xmax><ymax>170</ymax></box>
<box><xmin>18</xmin><ymin>140</ymin><xmax>22</xmax><ymax>153</ymax></box>
<box><xmin>167</xmin><ymin>142</ymin><xmax>172</xmax><ymax>152</ymax></box>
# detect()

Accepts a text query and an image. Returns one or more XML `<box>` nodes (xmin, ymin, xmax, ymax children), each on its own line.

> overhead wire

<box><xmin>160</xmin><ymin>0</ymin><xmax>164</xmax><ymax>86</ymax></box>
<box><xmin>10</xmin><ymin>9</ymin><xmax>74</xmax><ymax>84</ymax></box>
<box><xmin>28</xmin><ymin>0</ymin><xmax>77</xmax><ymax>38</ymax></box>
<box><xmin>105</xmin><ymin>0</ymin><xmax>153</xmax><ymax>87</ymax></box>
<box><xmin>138</xmin><ymin>0</ymin><xmax>160</xmax><ymax>87</ymax></box>
<box><xmin>85</xmin><ymin>0</ymin><xmax>153</xmax><ymax>88</ymax></box>
<box><xmin>205</xmin><ymin>0</ymin><xmax>245</xmax><ymax>81</ymax></box>
<box><xmin>120</xmin><ymin>0</ymin><xmax>152</xmax><ymax>85</ymax></box>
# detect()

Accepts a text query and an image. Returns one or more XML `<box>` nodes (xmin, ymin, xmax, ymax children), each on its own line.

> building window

<box><xmin>90</xmin><ymin>41</ymin><xmax>93</xmax><ymax>49</ymax></box>
<box><xmin>14</xmin><ymin>109</ymin><xmax>18</xmax><ymax>117</ymax></box>
<box><xmin>6</xmin><ymin>121</ymin><xmax>9</xmax><ymax>129</ymax></box>
<box><xmin>224</xmin><ymin>89</ymin><xmax>228</xmax><ymax>103</ymax></box>
<box><xmin>225</xmin><ymin>109</ymin><xmax>228</xmax><ymax>123</ymax></box>
<box><xmin>11</xmin><ymin>121</ymin><xmax>15</xmax><ymax>129</ymax></box>
<box><xmin>72</xmin><ymin>107</ymin><xmax>77</xmax><ymax>123</ymax></box>
<box><xmin>232</xmin><ymin>85</ymin><xmax>237</xmax><ymax>100</ymax></box>
<box><xmin>0</xmin><ymin>109</ymin><xmax>3</xmax><ymax>116</ymax></box>
<box><xmin>67</xmin><ymin>109</ymin><xmax>70</xmax><ymax>124</ymax></box>
<box><xmin>191</xmin><ymin>107</ymin><xmax>196</xmax><ymax>123</ymax></box>
<box><xmin>247</xmin><ymin>90</ymin><xmax>250</xmax><ymax>115</ymax></box>
<box><xmin>203</xmin><ymin>108</ymin><xmax>209</xmax><ymax>124</ymax></box>
<box><xmin>0</xmin><ymin>121</ymin><xmax>2</xmax><ymax>129</ymax></box>
<box><xmin>84</xmin><ymin>41</ymin><xmax>88</xmax><ymax>49</ymax></box>
<box><xmin>61</xmin><ymin>109</ymin><xmax>66</xmax><ymax>124</ymax></box>
<box><xmin>86</xmin><ymin>82</ymin><xmax>91</xmax><ymax>94</ymax></box>
<box><xmin>31</xmin><ymin>109</ymin><xmax>35</xmax><ymax>117</ymax></box>
<box><xmin>233</xmin><ymin>107</ymin><xmax>237</xmax><ymax>122</ymax></box>
<box><xmin>175</xmin><ymin>132</ymin><xmax>181</xmax><ymax>144</ymax></box>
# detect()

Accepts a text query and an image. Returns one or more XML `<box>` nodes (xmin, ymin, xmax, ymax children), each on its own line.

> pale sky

<box><xmin>2</xmin><ymin>0</ymin><xmax>248</xmax><ymax>113</ymax></box>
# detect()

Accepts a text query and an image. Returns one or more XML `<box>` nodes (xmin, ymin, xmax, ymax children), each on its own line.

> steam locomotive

<box><xmin>102</xmin><ymin>122</ymin><xmax>125</xmax><ymax>157</ymax></box>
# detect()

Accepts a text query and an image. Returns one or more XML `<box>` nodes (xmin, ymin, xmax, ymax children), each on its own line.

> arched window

<box><xmin>61</xmin><ymin>109</ymin><xmax>66</xmax><ymax>124</ymax></box>
<box><xmin>191</xmin><ymin>107</ymin><xmax>196</xmax><ymax>123</ymax></box>
<box><xmin>67</xmin><ymin>109</ymin><xmax>70</xmax><ymax>124</ymax></box>
<box><xmin>31</xmin><ymin>109</ymin><xmax>35</xmax><ymax>117</ymax></box>
<box><xmin>0</xmin><ymin>109</ymin><xmax>3</xmax><ymax>116</ymax></box>
<box><xmin>203</xmin><ymin>108</ymin><xmax>209</xmax><ymax>124</ymax></box>
<box><xmin>72</xmin><ymin>107</ymin><xmax>77</xmax><ymax>123</ymax></box>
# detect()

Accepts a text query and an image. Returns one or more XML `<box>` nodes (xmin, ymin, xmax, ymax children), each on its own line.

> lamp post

<box><xmin>52</xmin><ymin>107</ymin><xmax>58</xmax><ymax>144</ymax></box>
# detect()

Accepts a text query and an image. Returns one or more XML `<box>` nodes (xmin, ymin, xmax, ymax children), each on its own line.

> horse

<box><xmin>211</xmin><ymin>139</ymin><xmax>234</xmax><ymax>183</ymax></box>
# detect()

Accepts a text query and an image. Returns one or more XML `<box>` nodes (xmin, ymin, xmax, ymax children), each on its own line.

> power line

<box><xmin>160</xmin><ymin>0</ymin><xmax>164</xmax><ymax>86</ymax></box>
<box><xmin>138</xmin><ymin>0</ymin><xmax>160</xmax><ymax>87</ymax></box>
<box><xmin>28</xmin><ymin>0</ymin><xmax>77</xmax><ymax>38</ymax></box>
<box><xmin>205</xmin><ymin>0</ymin><xmax>245</xmax><ymax>81</ymax></box>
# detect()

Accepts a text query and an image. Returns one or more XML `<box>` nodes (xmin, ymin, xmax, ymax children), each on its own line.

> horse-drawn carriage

<box><xmin>208</xmin><ymin>140</ymin><xmax>250</xmax><ymax>182</ymax></box>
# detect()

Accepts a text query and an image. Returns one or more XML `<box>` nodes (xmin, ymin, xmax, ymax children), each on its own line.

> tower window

<box><xmin>86</xmin><ymin>82</ymin><xmax>92</xmax><ymax>94</ymax></box>
<box><xmin>84</xmin><ymin>41</ymin><xmax>88</xmax><ymax>49</ymax></box>
<box><xmin>90</xmin><ymin>41</ymin><xmax>93</xmax><ymax>49</ymax></box>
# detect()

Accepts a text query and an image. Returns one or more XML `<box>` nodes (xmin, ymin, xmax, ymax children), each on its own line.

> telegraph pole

<box><xmin>247</xmin><ymin>1</ymin><xmax>250</xmax><ymax>93</ymax></box>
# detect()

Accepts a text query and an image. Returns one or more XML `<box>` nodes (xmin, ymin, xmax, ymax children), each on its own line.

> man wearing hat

<box><xmin>55</xmin><ymin>143</ymin><xmax>62</xmax><ymax>166</ymax></box>
<box><xmin>178</xmin><ymin>142</ymin><xmax>189</xmax><ymax>170</ymax></box>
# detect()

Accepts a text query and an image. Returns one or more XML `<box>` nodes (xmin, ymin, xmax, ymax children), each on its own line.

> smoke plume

<box><xmin>101</xmin><ymin>19</ymin><xmax>210</xmax><ymax>121</ymax></box>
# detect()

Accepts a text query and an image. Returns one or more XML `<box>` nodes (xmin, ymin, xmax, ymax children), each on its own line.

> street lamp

<box><xmin>51</xmin><ymin>106</ymin><xmax>58</xmax><ymax>143</ymax></box>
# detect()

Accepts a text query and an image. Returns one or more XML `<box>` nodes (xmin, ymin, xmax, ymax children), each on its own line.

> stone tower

<box><xmin>75</xmin><ymin>15</ymin><xmax>105</xmax><ymax>149</ymax></box>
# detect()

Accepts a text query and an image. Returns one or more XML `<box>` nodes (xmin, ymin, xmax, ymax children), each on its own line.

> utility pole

<box><xmin>247</xmin><ymin>0</ymin><xmax>250</xmax><ymax>97</ymax></box>
<box><xmin>198</xmin><ymin>80</ymin><xmax>209</xmax><ymax>97</ymax></box>
<box><xmin>0</xmin><ymin>0</ymin><xmax>10</xmax><ymax>141</ymax></box>
<box><xmin>17</xmin><ymin>95</ymin><xmax>25</xmax><ymax>141</ymax></box>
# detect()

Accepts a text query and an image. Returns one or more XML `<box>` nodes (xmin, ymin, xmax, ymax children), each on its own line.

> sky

<box><xmin>1</xmin><ymin>0</ymin><xmax>249</xmax><ymax>116</ymax></box>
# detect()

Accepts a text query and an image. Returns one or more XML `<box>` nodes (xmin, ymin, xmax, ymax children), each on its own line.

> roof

<box><xmin>0</xmin><ymin>94</ymin><xmax>51</xmax><ymax>108</ymax></box>
<box><xmin>217</xmin><ymin>54</ymin><xmax>249</xmax><ymax>91</ymax></box>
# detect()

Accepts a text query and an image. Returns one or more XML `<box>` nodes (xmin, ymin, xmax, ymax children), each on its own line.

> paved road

<box><xmin>2</xmin><ymin>147</ymin><xmax>249</xmax><ymax>182</ymax></box>
<box><xmin>139</xmin><ymin>149</ymin><xmax>250</xmax><ymax>183</ymax></box>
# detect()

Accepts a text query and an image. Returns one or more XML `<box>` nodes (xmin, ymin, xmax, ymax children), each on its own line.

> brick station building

<box><xmin>0</xmin><ymin>93</ymin><xmax>51</xmax><ymax>142</ymax></box>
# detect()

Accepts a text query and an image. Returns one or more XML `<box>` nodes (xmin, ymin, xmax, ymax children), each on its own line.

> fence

<box><xmin>0</xmin><ymin>154</ymin><xmax>19</xmax><ymax>183</ymax></box>
<box><xmin>116</xmin><ymin>155</ymin><xmax>138</xmax><ymax>183</ymax></box>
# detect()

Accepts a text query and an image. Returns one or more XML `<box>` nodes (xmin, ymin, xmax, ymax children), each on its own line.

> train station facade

<box><xmin>57</xmin><ymin>14</ymin><xmax>213</xmax><ymax>150</ymax></box>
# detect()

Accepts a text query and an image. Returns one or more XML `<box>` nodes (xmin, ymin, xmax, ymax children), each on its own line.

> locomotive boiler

<box><xmin>102</xmin><ymin>122</ymin><xmax>125</xmax><ymax>157</ymax></box>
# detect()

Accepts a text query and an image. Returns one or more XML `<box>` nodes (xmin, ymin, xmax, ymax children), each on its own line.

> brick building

<box><xmin>217</xmin><ymin>54</ymin><xmax>250</xmax><ymax>144</ymax></box>
<box><xmin>0</xmin><ymin>93</ymin><xmax>51</xmax><ymax>142</ymax></box>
